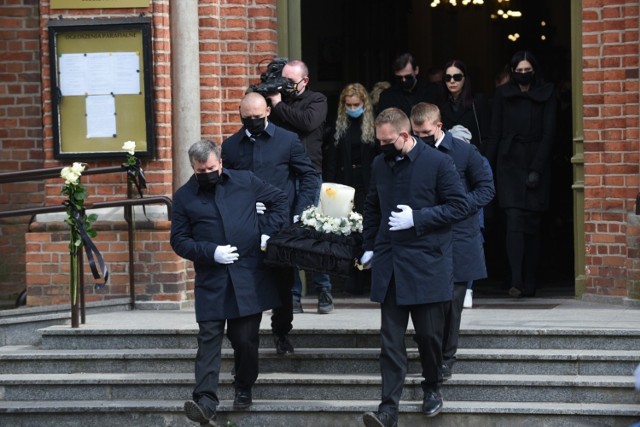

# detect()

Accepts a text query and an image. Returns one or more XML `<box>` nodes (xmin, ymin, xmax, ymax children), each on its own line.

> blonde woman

<box><xmin>325</xmin><ymin>83</ymin><xmax>378</xmax><ymax>295</ymax></box>
<box><xmin>326</xmin><ymin>83</ymin><xmax>378</xmax><ymax>213</ymax></box>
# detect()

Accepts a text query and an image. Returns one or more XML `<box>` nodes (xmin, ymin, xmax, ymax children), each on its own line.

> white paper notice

<box><xmin>86</xmin><ymin>95</ymin><xmax>116</xmax><ymax>138</ymax></box>
<box><xmin>59</xmin><ymin>54</ymin><xmax>88</xmax><ymax>96</ymax></box>
<box><xmin>86</xmin><ymin>53</ymin><xmax>114</xmax><ymax>95</ymax></box>
<box><xmin>112</xmin><ymin>52</ymin><xmax>141</xmax><ymax>95</ymax></box>
<box><xmin>59</xmin><ymin>51</ymin><xmax>141</xmax><ymax>97</ymax></box>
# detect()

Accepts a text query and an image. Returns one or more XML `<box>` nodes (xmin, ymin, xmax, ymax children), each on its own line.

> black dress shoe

<box><xmin>273</xmin><ymin>334</ymin><xmax>294</xmax><ymax>355</ymax></box>
<box><xmin>233</xmin><ymin>389</ymin><xmax>252</xmax><ymax>409</ymax></box>
<box><xmin>441</xmin><ymin>363</ymin><xmax>452</xmax><ymax>381</ymax></box>
<box><xmin>422</xmin><ymin>391</ymin><xmax>443</xmax><ymax>417</ymax></box>
<box><xmin>184</xmin><ymin>400</ymin><xmax>217</xmax><ymax>425</ymax></box>
<box><xmin>362</xmin><ymin>411</ymin><xmax>397</xmax><ymax>427</ymax></box>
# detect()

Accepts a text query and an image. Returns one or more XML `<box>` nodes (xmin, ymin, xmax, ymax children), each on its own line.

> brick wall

<box><xmin>582</xmin><ymin>0</ymin><xmax>640</xmax><ymax>300</ymax></box>
<box><xmin>0</xmin><ymin>0</ymin><xmax>44</xmax><ymax>305</ymax></box>
<box><xmin>25</xmin><ymin>222</ymin><xmax>191</xmax><ymax>306</ymax></box>
<box><xmin>13</xmin><ymin>0</ymin><xmax>278</xmax><ymax>307</ymax></box>
<box><xmin>199</xmin><ymin>0</ymin><xmax>278</xmax><ymax>142</ymax></box>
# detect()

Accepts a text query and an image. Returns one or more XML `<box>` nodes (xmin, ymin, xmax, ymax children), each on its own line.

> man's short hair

<box><xmin>392</xmin><ymin>53</ymin><xmax>417</xmax><ymax>72</ymax></box>
<box><xmin>410</xmin><ymin>103</ymin><xmax>441</xmax><ymax>126</ymax></box>
<box><xmin>375</xmin><ymin>107</ymin><xmax>411</xmax><ymax>133</ymax></box>
<box><xmin>188</xmin><ymin>140</ymin><xmax>220</xmax><ymax>166</ymax></box>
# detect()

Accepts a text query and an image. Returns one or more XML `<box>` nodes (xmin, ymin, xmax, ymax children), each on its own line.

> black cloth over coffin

<box><xmin>264</xmin><ymin>222</ymin><xmax>363</xmax><ymax>278</ymax></box>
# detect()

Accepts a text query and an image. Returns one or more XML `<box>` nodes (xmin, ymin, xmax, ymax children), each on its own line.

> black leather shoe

<box><xmin>274</xmin><ymin>334</ymin><xmax>294</xmax><ymax>355</ymax></box>
<box><xmin>184</xmin><ymin>400</ymin><xmax>217</xmax><ymax>425</ymax></box>
<box><xmin>441</xmin><ymin>363</ymin><xmax>452</xmax><ymax>381</ymax></box>
<box><xmin>233</xmin><ymin>389</ymin><xmax>252</xmax><ymax>409</ymax></box>
<box><xmin>362</xmin><ymin>411</ymin><xmax>397</xmax><ymax>427</ymax></box>
<box><xmin>508</xmin><ymin>286</ymin><xmax>522</xmax><ymax>298</ymax></box>
<box><xmin>422</xmin><ymin>391</ymin><xmax>443</xmax><ymax>417</ymax></box>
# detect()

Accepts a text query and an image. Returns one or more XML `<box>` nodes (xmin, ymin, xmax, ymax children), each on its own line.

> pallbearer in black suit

<box><xmin>410</xmin><ymin>102</ymin><xmax>495</xmax><ymax>381</ymax></box>
<box><xmin>360</xmin><ymin>108</ymin><xmax>469</xmax><ymax>427</ymax></box>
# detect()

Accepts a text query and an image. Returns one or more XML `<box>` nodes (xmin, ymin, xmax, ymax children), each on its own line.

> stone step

<box><xmin>39</xmin><ymin>327</ymin><xmax>640</xmax><ymax>351</ymax></box>
<box><xmin>1</xmin><ymin>345</ymin><xmax>639</xmax><ymax>376</ymax></box>
<box><xmin>0</xmin><ymin>399</ymin><xmax>638</xmax><ymax>427</ymax></box>
<box><xmin>0</xmin><ymin>372</ymin><xmax>636</xmax><ymax>404</ymax></box>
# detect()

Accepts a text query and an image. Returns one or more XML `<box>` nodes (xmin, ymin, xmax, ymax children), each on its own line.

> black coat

<box><xmin>431</xmin><ymin>132</ymin><xmax>495</xmax><ymax>282</ymax></box>
<box><xmin>363</xmin><ymin>141</ymin><xmax>469</xmax><ymax>305</ymax></box>
<box><xmin>170</xmin><ymin>169</ymin><xmax>289</xmax><ymax>321</ymax></box>
<box><xmin>221</xmin><ymin>122</ymin><xmax>319</xmax><ymax>217</ymax></box>
<box><xmin>439</xmin><ymin>93</ymin><xmax>491</xmax><ymax>150</ymax></box>
<box><xmin>376</xmin><ymin>80</ymin><xmax>437</xmax><ymax>117</ymax></box>
<box><xmin>269</xmin><ymin>89</ymin><xmax>327</xmax><ymax>173</ymax></box>
<box><xmin>485</xmin><ymin>80</ymin><xmax>557</xmax><ymax>212</ymax></box>
<box><xmin>324</xmin><ymin>118</ymin><xmax>378</xmax><ymax>213</ymax></box>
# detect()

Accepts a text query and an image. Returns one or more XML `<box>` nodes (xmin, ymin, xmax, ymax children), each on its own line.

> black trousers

<box><xmin>270</xmin><ymin>266</ymin><xmax>294</xmax><ymax>336</ymax></box>
<box><xmin>193</xmin><ymin>312</ymin><xmax>262</xmax><ymax>411</ymax></box>
<box><xmin>378</xmin><ymin>280</ymin><xmax>447</xmax><ymax>418</ymax></box>
<box><xmin>442</xmin><ymin>282</ymin><xmax>467</xmax><ymax>366</ymax></box>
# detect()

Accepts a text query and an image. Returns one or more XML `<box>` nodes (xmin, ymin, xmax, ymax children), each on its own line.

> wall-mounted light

<box><xmin>507</xmin><ymin>33</ymin><xmax>520</xmax><ymax>42</ymax></box>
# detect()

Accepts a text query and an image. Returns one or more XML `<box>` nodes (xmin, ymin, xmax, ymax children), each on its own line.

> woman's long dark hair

<box><xmin>436</xmin><ymin>59</ymin><xmax>475</xmax><ymax>109</ymax></box>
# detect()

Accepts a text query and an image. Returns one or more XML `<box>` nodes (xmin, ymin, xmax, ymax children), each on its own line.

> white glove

<box><xmin>360</xmin><ymin>251</ymin><xmax>374</xmax><ymax>270</ymax></box>
<box><xmin>260</xmin><ymin>234</ymin><xmax>270</xmax><ymax>251</ymax></box>
<box><xmin>256</xmin><ymin>202</ymin><xmax>266</xmax><ymax>215</ymax></box>
<box><xmin>214</xmin><ymin>244</ymin><xmax>239</xmax><ymax>264</ymax></box>
<box><xmin>293</xmin><ymin>214</ymin><xmax>300</xmax><ymax>223</ymax></box>
<box><xmin>389</xmin><ymin>204</ymin><xmax>414</xmax><ymax>231</ymax></box>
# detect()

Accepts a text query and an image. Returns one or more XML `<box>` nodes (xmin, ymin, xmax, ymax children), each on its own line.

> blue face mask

<box><xmin>346</xmin><ymin>106</ymin><xmax>364</xmax><ymax>118</ymax></box>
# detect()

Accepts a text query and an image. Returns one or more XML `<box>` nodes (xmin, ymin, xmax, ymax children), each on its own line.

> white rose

<box><xmin>70</xmin><ymin>162</ymin><xmax>85</xmax><ymax>175</ymax></box>
<box><xmin>61</xmin><ymin>166</ymin><xmax>81</xmax><ymax>185</ymax></box>
<box><xmin>122</xmin><ymin>140</ymin><xmax>136</xmax><ymax>155</ymax></box>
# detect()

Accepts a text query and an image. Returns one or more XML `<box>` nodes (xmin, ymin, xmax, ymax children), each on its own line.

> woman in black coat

<box><xmin>436</xmin><ymin>59</ymin><xmax>491</xmax><ymax>151</ymax></box>
<box><xmin>324</xmin><ymin>83</ymin><xmax>377</xmax><ymax>294</ymax></box>
<box><xmin>485</xmin><ymin>50</ymin><xmax>557</xmax><ymax>298</ymax></box>
<box><xmin>325</xmin><ymin>83</ymin><xmax>378</xmax><ymax>214</ymax></box>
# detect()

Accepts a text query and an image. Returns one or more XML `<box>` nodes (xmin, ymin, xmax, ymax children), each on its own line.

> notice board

<box><xmin>48</xmin><ymin>18</ymin><xmax>154</xmax><ymax>160</ymax></box>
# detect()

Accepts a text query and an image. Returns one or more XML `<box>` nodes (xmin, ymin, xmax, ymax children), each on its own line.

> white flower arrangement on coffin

<box><xmin>300</xmin><ymin>206</ymin><xmax>363</xmax><ymax>236</ymax></box>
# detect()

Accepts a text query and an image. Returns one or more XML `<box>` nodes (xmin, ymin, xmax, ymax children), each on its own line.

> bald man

<box><xmin>222</xmin><ymin>92</ymin><xmax>319</xmax><ymax>356</ymax></box>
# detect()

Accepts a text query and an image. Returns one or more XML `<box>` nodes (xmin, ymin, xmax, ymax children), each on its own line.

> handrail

<box><xmin>0</xmin><ymin>196</ymin><xmax>173</xmax><ymax>219</ymax></box>
<box><xmin>0</xmin><ymin>165</ymin><xmax>126</xmax><ymax>184</ymax></box>
<box><xmin>0</xmin><ymin>196</ymin><xmax>172</xmax><ymax>326</ymax></box>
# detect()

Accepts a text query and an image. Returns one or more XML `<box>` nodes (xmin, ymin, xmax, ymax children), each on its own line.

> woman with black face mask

<box><xmin>485</xmin><ymin>50</ymin><xmax>557</xmax><ymax>299</ymax></box>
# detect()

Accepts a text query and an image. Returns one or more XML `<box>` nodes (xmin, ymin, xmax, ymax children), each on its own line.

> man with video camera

<box><xmin>259</xmin><ymin>59</ymin><xmax>334</xmax><ymax>317</ymax></box>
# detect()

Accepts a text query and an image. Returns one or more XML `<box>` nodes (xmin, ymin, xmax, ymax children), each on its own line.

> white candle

<box><xmin>318</xmin><ymin>182</ymin><xmax>355</xmax><ymax>218</ymax></box>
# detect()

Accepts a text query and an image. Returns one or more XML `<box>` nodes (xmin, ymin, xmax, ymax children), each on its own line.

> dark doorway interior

<box><xmin>300</xmin><ymin>0</ymin><xmax>575</xmax><ymax>297</ymax></box>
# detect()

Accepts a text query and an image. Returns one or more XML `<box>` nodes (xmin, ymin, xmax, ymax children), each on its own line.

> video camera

<box><xmin>248</xmin><ymin>57</ymin><xmax>289</xmax><ymax>96</ymax></box>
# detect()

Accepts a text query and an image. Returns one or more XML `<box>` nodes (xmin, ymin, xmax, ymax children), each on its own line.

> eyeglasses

<box><xmin>444</xmin><ymin>73</ymin><xmax>464</xmax><ymax>82</ymax></box>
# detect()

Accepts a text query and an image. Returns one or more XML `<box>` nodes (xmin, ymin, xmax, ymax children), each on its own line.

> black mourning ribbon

<box><xmin>123</xmin><ymin>158</ymin><xmax>147</xmax><ymax>198</ymax></box>
<box><xmin>64</xmin><ymin>201</ymin><xmax>109</xmax><ymax>289</ymax></box>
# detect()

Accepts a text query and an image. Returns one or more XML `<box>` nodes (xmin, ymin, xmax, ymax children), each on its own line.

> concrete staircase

<box><xmin>0</xmin><ymin>311</ymin><xmax>639</xmax><ymax>426</ymax></box>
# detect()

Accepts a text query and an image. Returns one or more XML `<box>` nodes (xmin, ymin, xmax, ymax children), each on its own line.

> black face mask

<box><xmin>421</xmin><ymin>134</ymin><xmax>436</xmax><ymax>147</ymax></box>
<box><xmin>196</xmin><ymin>170</ymin><xmax>220</xmax><ymax>192</ymax></box>
<box><xmin>380</xmin><ymin>143</ymin><xmax>402</xmax><ymax>160</ymax></box>
<box><xmin>241</xmin><ymin>117</ymin><xmax>266</xmax><ymax>136</ymax></box>
<box><xmin>511</xmin><ymin>71</ymin><xmax>534</xmax><ymax>86</ymax></box>
<box><xmin>398</xmin><ymin>74</ymin><xmax>416</xmax><ymax>92</ymax></box>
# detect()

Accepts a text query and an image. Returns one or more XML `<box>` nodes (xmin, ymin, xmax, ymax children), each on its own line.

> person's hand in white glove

<box><xmin>389</xmin><ymin>204</ymin><xmax>414</xmax><ymax>231</ymax></box>
<box><xmin>260</xmin><ymin>234</ymin><xmax>270</xmax><ymax>251</ymax></box>
<box><xmin>358</xmin><ymin>250</ymin><xmax>374</xmax><ymax>270</ymax></box>
<box><xmin>214</xmin><ymin>244</ymin><xmax>239</xmax><ymax>264</ymax></box>
<box><xmin>256</xmin><ymin>202</ymin><xmax>266</xmax><ymax>215</ymax></box>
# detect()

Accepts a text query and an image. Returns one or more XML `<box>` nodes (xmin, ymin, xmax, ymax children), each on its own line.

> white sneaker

<box><xmin>463</xmin><ymin>289</ymin><xmax>473</xmax><ymax>308</ymax></box>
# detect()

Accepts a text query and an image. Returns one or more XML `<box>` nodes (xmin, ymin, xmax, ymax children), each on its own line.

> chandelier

<box><xmin>429</xmin><ymin>0</ymin><xmax>522</xmax><ymax>20</ymax></box>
